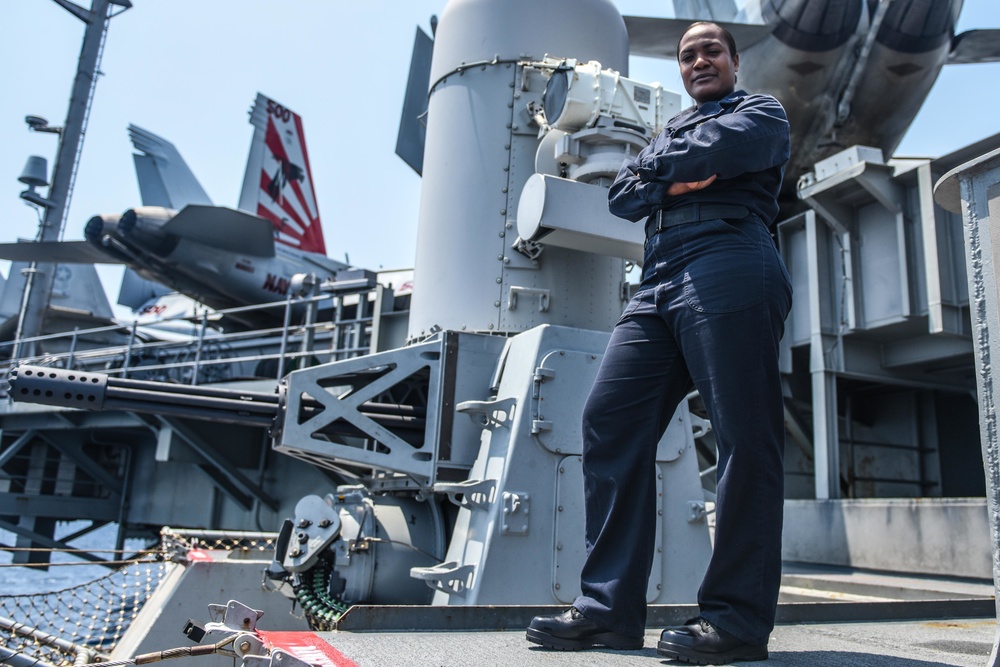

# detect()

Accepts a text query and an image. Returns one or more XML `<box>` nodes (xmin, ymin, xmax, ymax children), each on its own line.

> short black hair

<box><xmin>677</xmin><ymin>21</ymin><xmax>738</xmax><ymax>58</ymax></box>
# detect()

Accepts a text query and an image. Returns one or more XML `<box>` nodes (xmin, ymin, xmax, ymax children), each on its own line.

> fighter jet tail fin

<box><xmin>117</xmin><ymin>268</ymin><xmax>172</xmax><ymax>312</ymax></box>
<box><xmin>129</xmin><ymin>125</ymin><xmax>213</xmax><ymax>209</ymax></box>
<box><xmin>238</xmin><ymin>93</ymin><xmax>327</xmax><ymax>256</ymax></box>
<box><xmin>0</xmin><ymin>261</ymin><xmax>114</xmax><ymax>330</ymax></box>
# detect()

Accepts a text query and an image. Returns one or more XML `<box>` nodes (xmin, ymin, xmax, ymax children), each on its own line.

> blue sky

<box><xmin>1</xmin><ymin>0</ymin><xmax>998</xmax><ymax>315</ymax></box>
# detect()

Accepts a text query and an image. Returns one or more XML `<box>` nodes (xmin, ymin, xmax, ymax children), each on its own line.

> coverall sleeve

<box><xmin>636</xmin><ymin>95</ymin><xmax>789</xmax><ymax>184</ymax></box>
<box><xmin>607</xmin><ymin>154</ymin><xmax>670</xmax><ymax>222</ymax></box>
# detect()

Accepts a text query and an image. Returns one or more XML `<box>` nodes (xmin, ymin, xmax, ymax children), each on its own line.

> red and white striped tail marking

<box><xmin>254</xmin><ymin>97</ymin><xmax>327</xmax><ymax>255</ymax></box>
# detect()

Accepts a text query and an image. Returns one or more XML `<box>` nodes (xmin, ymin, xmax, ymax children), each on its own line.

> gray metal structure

<box><xmin>935</xmin><ymin>147</ymin><xmax>1000</xmax><ymax>666</ymax></box>
<box><xmin>0</xmin><ymin>284</ymin><xmax>399</xmax><ymax>567</ymax></box>
<box><xmin>15</xmin><ymin>0</ymin><xmax>131</xmax><ymax>357</ymax></box>
<box><xmin>6</xmin><ymin>2</ymin><xmax>1000</xmax><ymax>661</ymax></box>
<box><xmin>780</xmin><ymin>144</ymin><xmax>978</xmax><ymax>501</ymax></box>
<box><xmin>264</xmin><ymin>324</ymin><xmax>709</xmax><ymax>608</ymax></box>
<box><xmin>407</xmin><ymin>0</ymin><xmax>632</xmax><ymax>339</ymax></box>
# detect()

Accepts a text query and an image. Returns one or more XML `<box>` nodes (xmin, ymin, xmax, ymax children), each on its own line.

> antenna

<box><xmin>12</xmin><ymin>0</ymin><xmax>131</xmax><ymax>360</ymax></box>
<box><xmin>18</xmin><ymin>156</ymin><xmax>54</xmax><ymax>209</ymax></box>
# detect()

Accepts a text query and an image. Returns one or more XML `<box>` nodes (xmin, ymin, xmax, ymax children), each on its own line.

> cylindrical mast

<box><xmin>407</xmin><ymin>0</ymin><xmax>630</xmax><ymax>340</ymax></box>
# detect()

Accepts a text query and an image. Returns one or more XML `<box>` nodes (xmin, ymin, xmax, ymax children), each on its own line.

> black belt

<box><xmin>645</xmin><ymin>204</ymin><xmax>750</xmax><ymax>240</ymax></box>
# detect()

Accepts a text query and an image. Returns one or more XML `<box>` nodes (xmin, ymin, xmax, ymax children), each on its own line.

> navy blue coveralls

<box><xmin>572</xmin><ymin>90</ymin><xmax>792</xmax><ymax>645</ymax></box>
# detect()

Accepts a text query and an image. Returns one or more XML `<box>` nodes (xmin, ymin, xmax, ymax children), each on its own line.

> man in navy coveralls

<box><xmin>527</xmin><ymin>21</ymin><xmax>792</xmax><ymax>664</ymax></box>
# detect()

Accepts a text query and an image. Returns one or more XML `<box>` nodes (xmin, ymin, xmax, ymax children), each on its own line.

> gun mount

<box><xmin>7</xmin><ymin>325</ymin><xmax>712</xmax><ymax>628</ymax></box>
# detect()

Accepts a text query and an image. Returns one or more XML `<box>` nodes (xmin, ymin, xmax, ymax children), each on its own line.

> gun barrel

<box><xmin>8</xmin><ymin>365</ymin><xmax>280</xmax><ymax>427</ymax></box>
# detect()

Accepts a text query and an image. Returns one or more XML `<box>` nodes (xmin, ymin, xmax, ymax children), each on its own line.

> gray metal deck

<box><xmin>309</xmin><ymin>618</ymin><xmax>995</xmax><ymax>666</ymax></box>
<box><xmin>291</xmin><ymin>566</ymin><xmax>997</xmax><ymax>666</ymax></box>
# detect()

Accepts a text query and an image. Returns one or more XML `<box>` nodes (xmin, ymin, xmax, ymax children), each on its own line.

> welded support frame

<box><xmin>777</xmin><ymin>210</ymin><xmax>845</xmax><ymax>499</ymax></box>
<box><xmin>804</xmin><ymin>209</ymin><xmax>847</xmax><ymax>499</ymax></box>
<box><xmin>0</xmin><ymin>424</ymin><xmax>130</xmax><ymax>567</ymax></box>
<box><xmin>154</xmin><ymin>416</ymin><xmax>278</xmax><ymax>511</ymax></box>
<box><xmin>277</xmin><ymin>331</ymin><xmax>506</xmax><ymax>486</ymax></box>
<box><xmin>935</xmin><ymin>147</ymin><xmax>1000</xmax><ymax>666</ymax></box>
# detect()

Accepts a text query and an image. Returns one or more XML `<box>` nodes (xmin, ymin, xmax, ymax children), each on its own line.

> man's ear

<box><xmin>733</xmin><ymin>52</ymin><xmax>740</xmax><ymax>73</ymax></box>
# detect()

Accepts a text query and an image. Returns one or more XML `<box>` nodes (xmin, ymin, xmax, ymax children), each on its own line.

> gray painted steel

<box><xmin>935</xmin><ymin>147</ymin><xmax>1000</xmax><ymax>667</ymax></box>
<box><xmin>109</xmin><ymin>558</ymin><xmax>308</xmax><ymax>667</ymax></box>
<box><xmin>311</xmin><ymin>617</ymin><xmax>997</xmax><ymax>666</ymax></box>
<box><xmin>276</xmin><ymin>332</ymin><xmax>507</xmax><ymax>484</ymax></box>
<box><xmin>269</xmin><ymin>325</ymin><xmax>711</xmax><ymax>607</ymax></box>
<box><xmin>516</xmin><ymin>174</ymin><xmax>645</xmax><ymax>263</ymax></box>
<box><xmin>16</xmin><ymin>0</ymin><xmax>127</xmax><ymax>355</ymax></box>
<box><xmin>417</xmin><ymin>325</ymin><xmax>711</xmax><ymax>605</ymax></box>
<box><xmin>782</xmin><ymin>499</ymin><xmax>992</xmax><ymax>579</ymax></box>
<box><xmin>407</xmin><ymin>0</ymin><xmax>630</xmax><ymax>339</ymax></box>
<box><xmin>778</xmin><ymin>145</ymin><xmax>980</xmax><ymax>503</ymax></box>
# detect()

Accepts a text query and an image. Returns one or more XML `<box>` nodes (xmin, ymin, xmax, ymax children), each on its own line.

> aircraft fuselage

<box><xmin>84</xmin><ymin>205</ymin><xmax>346</xmax><ymax>326</ymax></box>
<box><xmin>738</xmin><ymin>0</ymin><xmax>963</xmax><ymax>187</ymax></box>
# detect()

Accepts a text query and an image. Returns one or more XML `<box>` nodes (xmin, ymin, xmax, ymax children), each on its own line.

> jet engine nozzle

<box><xmin>118</xmin><ymin>206</ymin><xmax>179</xmax><ymax>256</ymax></box>
<box><xmin>84</xmin><ymin>213</ymin><xmax>121</xmax><ymax>244</ymax></box>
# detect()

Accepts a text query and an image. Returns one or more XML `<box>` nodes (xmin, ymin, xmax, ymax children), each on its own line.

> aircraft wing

<box><xmin>0</xmin><ymin>240</ymin><xmax>120</xmax><ymax>264</ymax></box>
<box><xmin>291</xmin><ymin>250</ymin><xmax>350</xmax><ymax>275</ymax></box>
<box><xmin>949</xmin><ymin>29</ymin><xmax>1000</xmax><ymax>65</ymax></box>
<box><xmin>623</xmin><ymin>16</ymin><xmax>772</xmax><ymax>59</ymax></box>
<box><xmin>164</xmin><ymin>205</ymin><xmax>276</xmax><ymax>257</ymax></box>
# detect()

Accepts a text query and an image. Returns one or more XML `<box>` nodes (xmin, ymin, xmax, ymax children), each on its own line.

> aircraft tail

<box><xmin>129</xmin><ymin>125</ymin><xmax>213</xmax><ymax>208</ymax></box>
<box><xmin>0</xmin><ymin>260</ymin><xmax>115</xmax><ymax>341</ymax></box>
<box><xmin>238</xmin><ymin>93</ymin><xmax>327</xmax><ymax>256</ymax></box>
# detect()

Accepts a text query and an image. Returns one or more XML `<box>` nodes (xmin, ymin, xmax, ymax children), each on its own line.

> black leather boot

<box><xmin>657</xmin><ymin>616</ymin><xmax>768</xmax><ymax>664</ymax></box>
<box><xmin>526</xmin><ymin>607</ymin><xmax>644</xmax><ymax>651</ymax></box>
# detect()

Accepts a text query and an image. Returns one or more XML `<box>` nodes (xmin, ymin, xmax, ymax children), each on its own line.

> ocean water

<box><xmin>0</xmin><ymin>522</ymin><xmax>146</xmax><ymax>595</ymax></box>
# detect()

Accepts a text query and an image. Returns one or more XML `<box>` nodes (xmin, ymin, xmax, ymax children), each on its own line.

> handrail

<box><xmin>1</xmin><ymin>288</ymin><xmax>378</xmax><ymax>386</ymax></box>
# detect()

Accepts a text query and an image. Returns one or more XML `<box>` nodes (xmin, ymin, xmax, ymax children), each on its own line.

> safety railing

<box><xmin>0</xmin><ymin>286</ymin><xmax>378</xmax><ymax>387</ymax></box>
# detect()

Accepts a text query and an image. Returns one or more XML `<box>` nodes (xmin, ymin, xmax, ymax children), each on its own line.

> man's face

<box><xmin>678</xmin><ymin>25</ymin><xmax>739</xmax><ymax>105</ymax></box>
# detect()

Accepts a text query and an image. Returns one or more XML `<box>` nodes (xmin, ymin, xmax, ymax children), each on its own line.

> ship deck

<box><xmin>308</xmin><ymin>618</ymin><xmax>996</xmax><ymax>666</ymax></box>
<box><xmin>277</xmin><ymin>565</ymin><xmax>998</xmax><ymax>667</ymax></box>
